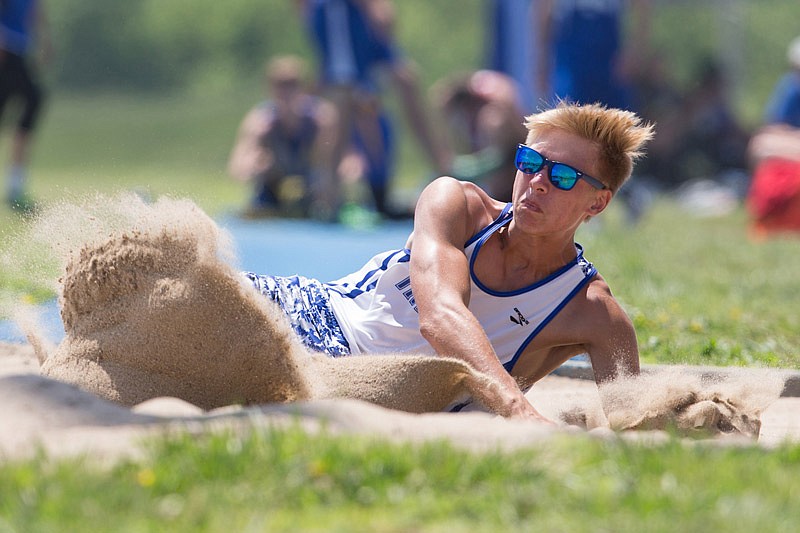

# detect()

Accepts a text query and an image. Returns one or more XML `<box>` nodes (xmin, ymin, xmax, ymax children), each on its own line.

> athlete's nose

<box><xmin>529</xmin><ymin>169</ymin><xmax>549</xmax><ymax>192</ymax></box>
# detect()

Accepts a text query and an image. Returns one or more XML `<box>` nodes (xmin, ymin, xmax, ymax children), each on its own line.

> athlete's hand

<box><xmin>507</xmin><ymin>398</ymin><xmax>556</xmax><ymax>425</ymax></box>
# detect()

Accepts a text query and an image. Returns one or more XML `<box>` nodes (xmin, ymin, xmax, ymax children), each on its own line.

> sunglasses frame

<box><xmin>515</xmin><ymin>144</ymin><xmax>607</xmax><ymax>191</ymax></box>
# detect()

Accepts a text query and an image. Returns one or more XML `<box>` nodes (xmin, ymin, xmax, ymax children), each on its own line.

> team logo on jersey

<box><xmin>509</xmin><ymin>307</ymin><xmax>529</xmax><ymax>326</ymax></box>
<box><xmin>395</xmin><ymin>276</ymin><xmax>418</xmax><ymax>312</ymax></box>
<box><xmin>580</xmin><ymin>259</ymin><xmax>595</xmax><ymax>277</ymax></box>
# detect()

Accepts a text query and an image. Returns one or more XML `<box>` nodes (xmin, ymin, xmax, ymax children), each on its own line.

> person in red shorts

<box><xmin>747</xmin><ymin>36</ymin><xmax>800</xmax><ymax>238</ymax></box>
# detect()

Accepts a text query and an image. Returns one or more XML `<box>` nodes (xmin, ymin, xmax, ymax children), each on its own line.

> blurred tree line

<box><xmin>47</xmin><ymin>0</ymin><xmax>482</xmax><ymax>93</ymax></box>
<box><xmin>49</xmin><ymin>0</ymin><xmax>309</xmax><ymax>91</ymax></box>
<box><xmin>48</xmin><ymin>0</ymin><xmax>797</xmax><ymax>124</ymax></box>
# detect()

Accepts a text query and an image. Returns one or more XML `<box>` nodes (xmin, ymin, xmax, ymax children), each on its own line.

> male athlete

<box><xmin>246</xmin><ymin>101</ymin><xmax>654</xmax><ymax>422</ymax></box>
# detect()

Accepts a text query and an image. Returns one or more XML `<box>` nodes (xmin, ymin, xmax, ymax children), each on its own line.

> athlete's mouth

<box><xmin>521</xmin><ymin>197</ymin><xmax>543</xmax><ymax>213</ymax></box>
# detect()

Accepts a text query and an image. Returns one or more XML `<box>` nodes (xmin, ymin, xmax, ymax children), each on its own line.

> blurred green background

<box><xmin>1</xmin><ymin>0</ymin><xmax>797</xmax><ymax>217</ymax></box>
<box><xmin>42</xmin><ymin>0</ymin><xmax>800</xmax><ymax>120</ymax></box>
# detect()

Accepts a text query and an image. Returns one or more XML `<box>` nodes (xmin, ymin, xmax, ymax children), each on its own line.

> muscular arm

<box><xmin>409</xmin><ymin>178</ymin><xmax>551</xmax><ymax>421</ymax></box>
<box><xmin>227</xmin><ymin>108</ymin><xmax>271</xmax><ymax>182</ymax></box>
<box><xmin>582</xmin><ymin>280</ymin><xmax>640</xmax><ymax>385</ymax></box>
<box><xmin>748</xmin><ymin>124</ymin><xmax>800</xmax><ymax>164</ymax></box>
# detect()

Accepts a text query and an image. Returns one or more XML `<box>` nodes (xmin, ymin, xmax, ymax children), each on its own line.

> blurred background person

<box><xmin>746</xmin><ymin>36</ymin><xmax>800</xmax><ymax>238</ymax></box>
<box><xmin>298</xmin><ymin>0</ymin><xmax>450</xmax><ymax>220</ymax></box>
<box><xmin>484</xmin><ymin>0</ymin><xmax>539</xmax><ymax>113</ymax></box>
<box><xmin>431</xmin><ymin>69</ymin><xmax>526</xmax><ymax>202</ymax></box>
<box><xmin>677</xmin><ymin>58</ymin><xmax>750</xmax><ymax>187</ymax></box>
<box><xmin>637</xmin><ymin>57</ymin><xmax>750</xmax><ymax>192</ymax></box>
<box><xmin>228</xmin><ymin>55</ymin><xmax>339</xmax><ymax>219</ymax></box>
<box><xmin>535</xmin><ymin>0</ymin><xmax>651</xmax><ymax>111</ymax></box>
<box><xmin>628</xmin><ymin>49</ymin><xmax>684</xmax><ymax>188</ymax></box>
<box><xmin>535</xmin><ymin>0</ymin><xmax>652</xmax><ymax>223</ymax></box>
<box><xmin>0</xmin><ymin>0</ymin><xmax>51</xmax><ymax>212</ymax></box>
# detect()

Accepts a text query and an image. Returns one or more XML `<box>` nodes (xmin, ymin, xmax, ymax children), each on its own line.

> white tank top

<box><xmin>325</xmin><ymin>204</ymin><xmax>597</xmax><ymax>372</ymax></box>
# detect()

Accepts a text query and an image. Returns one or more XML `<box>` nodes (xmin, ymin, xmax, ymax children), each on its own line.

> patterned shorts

<box><xmin>243</xmin><ymin>272</ymin><xmax>351</xmax><ymax>357</ymax></box>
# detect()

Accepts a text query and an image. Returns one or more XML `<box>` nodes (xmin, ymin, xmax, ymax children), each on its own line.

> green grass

<box><xmin>2</xmin><ymin>426</ymin><xmax>799</xmax><ymax>532</ymax></box>
<box><xmin>576</xmin><ymin>202</ymin><xmax>800</xmax><ymax>369</ymax></box>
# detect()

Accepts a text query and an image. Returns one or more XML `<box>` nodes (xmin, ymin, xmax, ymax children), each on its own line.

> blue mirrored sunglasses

<box><xmin>514</xmin><ymin>144</ymin><xmax>606</xmax><ymax>191</ymax></box>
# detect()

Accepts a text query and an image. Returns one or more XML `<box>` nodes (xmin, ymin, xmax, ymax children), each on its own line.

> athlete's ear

<box><xmin>588</xmin><ymin>189</ymin><xmax>612</xmax><ymax>216</ymax></box>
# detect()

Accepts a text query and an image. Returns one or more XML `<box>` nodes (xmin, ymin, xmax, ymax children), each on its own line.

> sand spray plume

<box><xmin>1</xmin><ymin>192</ymin><xmax>237</xmax><ymax>364</ymax></box>
<box><xmin>599</xmin><ymin>367</ymin><xmax>784</xmax><ymax>436</ymax></box>
<box><xmin>34</xmin><ymin>193</ymin><xmax>494</xmax><ymax>414</ymax></box>
<box><xmin>11</xmin><ymin>305</ymin><xmax>56</xmax><ymax>365</ymax></box>
<box><xmin>27</xmin><ymin>191</ymin><xmax>237</xmax><ymax>272</ymax></box>
<box><xmin>0</xmin><ymin>197</ymin><xmax>72</xmax><ymax>361</ymax></box>
<box><xmin>559</xmin><ymin>365</ymin><xmax>785</xmax><ymax>437</ymax></box>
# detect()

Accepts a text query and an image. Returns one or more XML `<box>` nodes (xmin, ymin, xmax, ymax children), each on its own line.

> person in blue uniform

<box><xmin>535</xmin><ymin>0</ymin><xmax>652</xmax><ymax>223</ymax></box>
<box><xmin>764</xmin><ymin>37</ymin><xmax>800</xmax><ymax>129</ymax></box>
<box><xmin>536</xmin><ymin>0</ymin><xmax>651</xmax><ymax>110</ymax></box>
<box><xmin>485</xmin><ymin>0</ymin><xmax>539</xmax><ymax>113</ymax></box>
<box><xmin>0</xmin><ymin>0</ymin><xmax>51</xmax><ymax>211</ymax></box>
<box><xmin>246</xmin><ymin>101</ymin><xmax>654</xmax><ymax>422</ymax></box>
<box><xmin>298</xmin><ymin>0</ymin><xmax>450</xmax><ymax>219</ymax></box>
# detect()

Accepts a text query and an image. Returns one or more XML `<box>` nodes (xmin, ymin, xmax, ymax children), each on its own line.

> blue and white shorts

<box><xmin>243</xmin><ymin>273</ymin><xmax>351</xmax><ymax>357</ymax></box>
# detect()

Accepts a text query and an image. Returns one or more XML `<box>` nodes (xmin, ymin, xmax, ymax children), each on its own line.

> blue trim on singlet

<box><xmin>502</xmin><ymin>261</ymin><xmax>597</xmax><ymax>373</ymax></box>
<box><xmin>467</xmin><ymin>203</ymin><xmax>585</xmax><ymax>297</ymax></box>
<box><xmin>469</xmin><ymin>230</ymin><xmax>582</xmax><ymax>298</ymax></box>
<box><xmin>464</xmin><ymin>203</ymin><xmax>513</xmax><ymax>248</ymax></box>
<box><xmin>461</xmin><ymin>202</ymin><xmax>599</xmax><ymax>373</ymax></box>
<box><xmin>326</xmin><ymin>248</ymin><xmax>410</xmax><ymax>298</ymax></box>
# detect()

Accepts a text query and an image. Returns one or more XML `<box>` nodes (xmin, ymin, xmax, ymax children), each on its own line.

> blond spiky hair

<box><xmin>524</xmin><ymin>101</ymin><xmax>654</xmax><ymax>193</ymax></box>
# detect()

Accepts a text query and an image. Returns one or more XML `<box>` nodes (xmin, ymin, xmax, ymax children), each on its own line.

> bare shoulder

<box><xmin>459</xmin><ymin>179</ymin><xmax>504</xmax><ymax>224</ymax></box>
<box><xmin>414</xmin><ymin>177</ymin><xmax>505</xmax><ymax>236</ymax></box>
<box><xmin>241</xmin><ymin>104</ymin><xmax>272</xmax><ymax>129</ymax></box>
<box><xmin>581</xmin><ymin>274</ymin><xmax>632</xmax><ymax>325</ymax></box>
<box><xmin>581</xmin><ymin>274</ymin><xmax>639</xmax><ymax>381</ymax></box>
<box><xmin>551</xmin><ymin>274</ymin><xmax>631</xmax><ymax>339</ymax></box>
<box><xmin>421</xmin><ymin>176</ymin><xmax>494</xmax><ymax>205</ymax></box>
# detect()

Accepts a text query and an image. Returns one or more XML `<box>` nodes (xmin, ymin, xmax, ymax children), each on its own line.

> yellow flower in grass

<box><xmin>137</xmin><ymin>468</ymin><xmax>156</xmax><ymax>487</ymax></box>
<box><xmin>688</xmin><ymin>319</ymin><xmax>704</xmax><ymax>333</ymax></box>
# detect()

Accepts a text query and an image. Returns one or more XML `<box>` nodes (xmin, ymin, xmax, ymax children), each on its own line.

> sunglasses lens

<box><xmin>516</xmin><ymin>146</ymin><xmax>544</xmax><ymax>174</ymax></box>
<box><xmin>549</xmin><ymin>164</ymin><xmax>579</xmax><ymax>190</ymax></box>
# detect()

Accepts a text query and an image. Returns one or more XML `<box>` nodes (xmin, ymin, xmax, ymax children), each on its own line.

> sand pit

<box><xmin>3</xmin><ymin>342</ymin><xmax>799</xmax><ymax>461</ymax></box>
<box><xmin>1</xmin><ymin>194</ymin><xmax>798</xmax><ymax>461</ymax></box>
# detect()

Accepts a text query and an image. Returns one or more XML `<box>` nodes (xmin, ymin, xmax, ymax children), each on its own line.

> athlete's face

<box><xmin>511</xmin><ymin>129</ymin><xmax>611</xmax><ymax>235</ymax></box>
